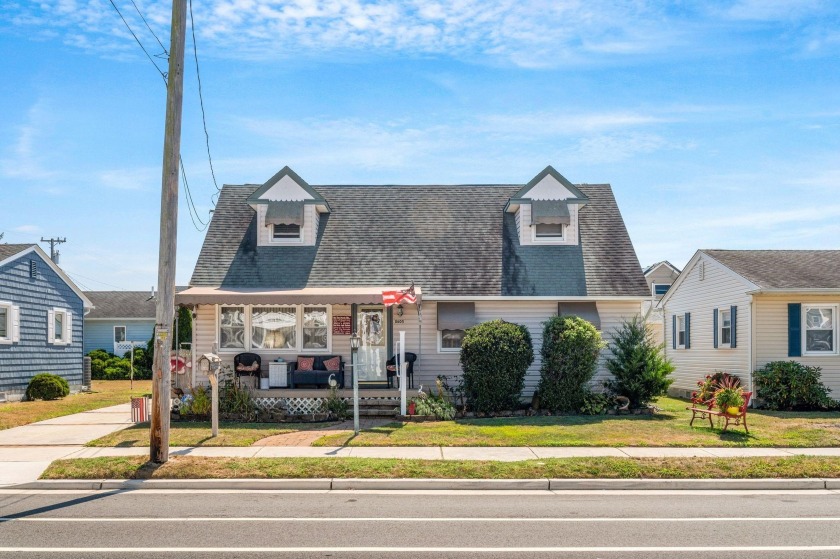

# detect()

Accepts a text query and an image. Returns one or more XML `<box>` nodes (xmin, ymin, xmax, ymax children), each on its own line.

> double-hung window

<box><xmin>719</xmin><ymin>309</ymin><xmax>732</xmax><ymax>347</ymax></box>
<box><xmin>677</xmin><ymin>316</ymin><xmax>686</xmax><ymax>348</ymax></box>
<box><xmin>439</xmin><ymin>329</ymin><xmax>466</xmax><ymax>351</ymax></box>
<box><xmin>48</xmin><ymin>308</ymin><xmax>71</xmax><ymax>345</ymax></box>
<box><xmin>653</xmin><ymin>284</ymin><xmax>670</xmax><ymax>296</ymax></box>
<box><xmin>302</xmin><ymin>306</ymin><xmax>328</xmax><ymax>350</ymax></box>
<box><xmin>803</xmin><ymin>305</ymin><xmax>837</xmax><ymax>355</ymax></box>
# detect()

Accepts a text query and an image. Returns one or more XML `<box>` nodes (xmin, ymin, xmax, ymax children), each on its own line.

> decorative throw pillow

<box><xmin>323</xmin><ymin>356</ymin><xmax>341</xmax><ymax>371</ymax></box>
<box><xmin>297</xmin><ymin>357</ymin><xmax>315</xmax><ymax>371</ymax></box>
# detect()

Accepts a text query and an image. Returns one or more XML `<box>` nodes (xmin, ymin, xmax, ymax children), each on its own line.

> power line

<box><xmin>129</xmin><ymin>0</ymin><xmax>168</xmax><ymax>57</ymax></box>
<box><xmin>180</xmin><ymin>156</ymin><xmax>208</xmax><ymax>231</ymax></box>
<box><xmin>63</xmin><ymin>270</ymin><xmax>128</xmax><ymax>291</ymax></box>
<box><xmin>107</xmin><ymin>0</ymin><xmax>167</xmax><ymax>84</ymax></box>
<box><xmin>189</xmin><ymin>0</ymin><xmax>221</xmax><ymax>193</ymax></box>
<box><xmin>65</xmin><ymin>273</ymin><xmax>92</xmax><ymax>291</ymax></box>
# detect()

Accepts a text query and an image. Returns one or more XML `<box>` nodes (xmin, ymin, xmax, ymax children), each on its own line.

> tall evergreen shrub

<box><xmin>537</xmin><ymin>316</ymin><xmax>605</xmax><ymax>412</ymax></box>
<box><xmin>459</xmin><ymin>319</ymin><xmax>534</xmax><ymax>413</ymax></box>
<box><xmin>604</xmin><ymin>316</ymin><xmax>675</xmax><ymax>408</ymax></box>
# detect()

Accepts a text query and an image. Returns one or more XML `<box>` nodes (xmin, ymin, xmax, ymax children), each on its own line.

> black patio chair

<box><xmin>233</xmin><ymin>352</ymin><xmax>261</xmax><ymax>388</ymax></box>
<box><xmin>386</xmin><ymin>352</ymin><xmax>417</xmax><ymax>389</ymax></box>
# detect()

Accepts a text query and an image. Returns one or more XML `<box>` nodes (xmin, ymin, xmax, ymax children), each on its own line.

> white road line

<box><xmin>3</xmin><ymin>546</ymin><xmax>840</xmax><ymax>553</ymax></box>
<box><xmin>3</xmin><ymin>516</ymin><xmax>840</xmax><ymax>523</ymax></box>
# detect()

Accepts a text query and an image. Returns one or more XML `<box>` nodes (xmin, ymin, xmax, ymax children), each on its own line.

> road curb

<box><xmin>13</xmin><ymin>477</ymin><xmax>836</xmax><ymax>491</ymax></box>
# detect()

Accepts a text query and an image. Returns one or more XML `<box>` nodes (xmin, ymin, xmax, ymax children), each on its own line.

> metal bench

<box><xmin>688</xmin><ymin>391</ymin><xmax>752</xmax><ymax>433</ymax></box>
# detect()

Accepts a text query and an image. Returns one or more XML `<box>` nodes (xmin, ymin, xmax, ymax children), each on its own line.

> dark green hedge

<box><xmin>25</xmin><ymin>373</ymin><xmax>70</xmax><ymax>400</ymax></box>
<box><xmin>459</xmin><ymin>319</ymin><xmax>534</xmax><ymax>413</ymax></box>
<box><xmin>537</xmin><ymin>315</ymin><xmax>605</xmax><ymax>412</ymax></box>
<box><xmin>754</xmin><ymin>361</ymin><xmax>838</xmax><ymax>410</ymax></box>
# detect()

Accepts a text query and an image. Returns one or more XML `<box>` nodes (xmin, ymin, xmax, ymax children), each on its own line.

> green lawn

<box><xmin>88</xmin><ymin>421</ymin><xmax>336</xmax><ymax>447</ymax></box>
<box><xmin>313</xmin><ymin>397</ymin><xmax>840</xmax><ymax>448</ymax></box>
<box><xmin>40</xmin><ymin>455</ymin><xmax>840</xmax><ymax>480</ymax></box>
<box><xmin>0</xmin><ymin>380</ymin><xmax>152</xmax><ymax>430</ymax></box>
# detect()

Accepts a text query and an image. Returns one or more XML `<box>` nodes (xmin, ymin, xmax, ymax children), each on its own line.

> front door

<box><xmin>356</xmin><ymin>306</ymin><xmax>388</xmax><ymax>385</ymax></box>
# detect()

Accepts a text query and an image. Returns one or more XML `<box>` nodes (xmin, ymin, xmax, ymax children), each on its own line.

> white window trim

<box><xmin>269</xmin><ymin>223</ymin><xmax>303</xmax><ymax>244</ymax></box>
<box><xmin>718</xmin><ymin>308</ymin><xmax>732</xmax><ymax>349</ymax></box>
<box><xmin>802</xmin><ymin>303</ymin><xmax>839</xmax><ymax>356</ymax></box>
<box><xmin>438</xmin><ymin>329</ymin><xmax>466</xmax><ymax>353</ymax></box>
<box><xmin>677</xmin><ymin>315</ymin><xmax>686</xmax><ymax>349</ymax></box>
<box><xmin>531</xmin><ymin>223</ymin><xmax>566</xmax><ymax>244</ymax></box>
<box><xmin>49</xmin><ymin>307</ymin><xmax>72</xmax><ymax>346</ymax></box>
<box><xmin>218</xmin><ymin>304</ymin><xmax>332</xmax><ymax>354</ymax></box>
<box><xmin>114</xmin><ymin>325</ymin><xmax>127</xmax><ymax>344</ymax></box>
<box><xmin>0</xmin><ymin>301</ymin><xmax>13</xmax><ymax>344</ymax></box>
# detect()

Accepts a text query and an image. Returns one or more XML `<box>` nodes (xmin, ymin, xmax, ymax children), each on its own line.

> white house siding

<box><xmin>414</xmin><ymin>300</ymin><xmax>641</xmax><ymax>398</ymax></box>
<box><xmin>662</xmin><ymin>255</ymin><xmax>753</xmax><ymax>395</ymax></box>
<box><xmin>753</xmin><ymin>294</ymin><xmax>840</xmax><ymax>395</ymax></box>
<box><xmin>646</xmin><ymin>265</ymin><xmax>679</xmax><ymax>297</ymax></box>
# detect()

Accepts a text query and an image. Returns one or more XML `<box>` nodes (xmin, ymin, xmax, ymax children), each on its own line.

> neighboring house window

<box><xmin>653</xmin><ymin>284</ymin><xmax>670</xmax><ymax>296</ymax></box>
<box><xmin>273</xmin><ymin>224</ymin><xmax>301</xmax><ymax>240</ymax></box>
<box><xmin>302</xmin><ymin>306</ymin><xmax>328</xmax><ymax>349</ymax></box>
<box><xmin>0</xmin><ymin>305</ymin><xmax>8</xmax><ymax>339</ymax></box>
<box><xmin>803</xmin><ymin>305</ymin><xmax>837</xmax><ymax>355</ymax></box>
<box><xmin>114</xmin><ymin>326</ymin><xmax>126</xmax><ymax>344</ymax></box>
<box><xmin>251</xmin><ymin>306</ymin><xmax>296</xmax><ymax>350</ymax></box>
<box><xmin>219</xmin><ymin>306</ymin><xmax>246</xmax><ymax>349</ymax></box>
<box><xmin>719</xmin><ymin>309</ymin><xmax>731</xmax><ymax>347</ymax></box>
<box><xmin>439</xmin><ymin>329</ymin><xmax>466</xmax><ymax>351</ymax></box>
<box><xmin>677</xmin><ymin>315</ymin><xmax>686</xmax><ymax>348</ymax></box>
<box><xmin>48</xmin><ymin>308</ymin><xmax>72</xmax><ymax>345</ymax></box>
<box><xmin>533</xmin><ymin>223</ymin><xmax>564</xmax><ymax>240</ymax></box>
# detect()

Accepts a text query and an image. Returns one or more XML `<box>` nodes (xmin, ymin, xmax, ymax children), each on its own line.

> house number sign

<box><xmin>332</xmin><ymin>316</ymin><xmax>352</xmax><ymax>335</ymax></box>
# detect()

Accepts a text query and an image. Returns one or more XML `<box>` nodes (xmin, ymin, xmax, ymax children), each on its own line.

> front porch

<box><xmin>249</xmin><ymin>388</ymin><xmax>402</xmax><ymax>417</ymax></box>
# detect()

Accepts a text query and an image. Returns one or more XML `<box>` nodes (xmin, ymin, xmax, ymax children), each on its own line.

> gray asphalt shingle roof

<box><xmin>705</xmin><ymin>250</ymin><xmax>840</xmax><ymax>290</ymax></box>
<box><xmin>190</xmin><ymin>182</ymin><xmax>649</xmax><ymax>297</ymax></box>
<box><xmin>84</xmin><ymin>292</ymin><xmax>157</xmax><ymax>319</ymax></box>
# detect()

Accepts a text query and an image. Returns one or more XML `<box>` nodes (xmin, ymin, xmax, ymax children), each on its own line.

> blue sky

<box><xmin>1</xmin><ymin>1</ymin><xmax>839</xmax><ymax>290</ymax></box>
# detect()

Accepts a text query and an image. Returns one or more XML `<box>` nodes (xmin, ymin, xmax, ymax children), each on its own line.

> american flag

<box><xmin>382</xmin><ymin>283</ymin><xmax>416</xmax><ymax>306</ymax></box>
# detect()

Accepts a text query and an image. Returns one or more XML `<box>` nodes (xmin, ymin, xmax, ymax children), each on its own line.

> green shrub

<box><xmin>579</xmin><ymin>391</ymin><xmax>611</xmax><ymax>415</ymax></box>
<box><xmin>323</xmin><ymin>385</ymin><xmax>348</xmax><ymax>420</ymax></box>
<box><xmin>88</xmin><ymin>349</ymin><xmax>151</xmax><ymax>380</ymax></box>
<box><xmin>537</xmin><ymin>315</ymin><xmax>605</xmax><ymax>412</ymax></box>
<box><xmin>25</xmin><ymin>373</ymin><xmax>70</xmax><ymax>401</ymax></box>
<box><xmin>754</xmin><ymin>361</ymin><xmax>838</xmax><ymax>410</ymax></box>
<box><xmin>459</xmin><ymin>319</ymin><xmax>534</xmax><ymax>413</ymax></box>
<box><xmin>180</xmin><ymin>385</ymin><xmax>211</xmax><ymax>416</ymax></box>
<box><xmin>603</xmin><ymin>316</ymin><xmax>675</xmax><ymax>408</ymax></box>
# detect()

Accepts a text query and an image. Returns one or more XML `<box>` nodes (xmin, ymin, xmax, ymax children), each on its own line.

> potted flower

<box><xmin>714</xmin><ymin>378</ymin><xmax>744</xmax><ymax>416</ymax></box>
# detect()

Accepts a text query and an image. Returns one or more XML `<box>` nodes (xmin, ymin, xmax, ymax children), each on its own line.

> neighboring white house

<box><xmin>176</xmin><ymin>166</ymin><xmax>650</xmax><ymax>397</ymax></box>
<box><xmin>658</xmin><ymin>249</ymin><xmax>840</xmax><ymax>398</ymax></box>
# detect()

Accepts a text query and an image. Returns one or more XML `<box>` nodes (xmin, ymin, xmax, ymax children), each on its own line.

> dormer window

<box><xmin>273</xmin><ymin>224</ymin><xmax>301</xmax><ymax>240</ymax></box>
<box><xmin>265</xmin><ymin>201</ymin><xmax>304</xmax><ymax>244</ymax></box>
<box><xmin>534</xmin><ymin>223</ymin><xmax>565</xmax><ymax>240</ymax></box>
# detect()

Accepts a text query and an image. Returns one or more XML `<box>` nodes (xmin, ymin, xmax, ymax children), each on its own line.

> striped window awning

<box><xmin>531</xmin><ymin>200</ymin><xmax>570</xmax><ymax>225</ymax></box>
<box><xmin>265</xmin><ymin>201</ymin><xmax>304</xmax><ymax>226</ymax></box>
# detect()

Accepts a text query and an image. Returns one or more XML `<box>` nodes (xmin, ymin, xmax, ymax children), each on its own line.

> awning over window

<box><xmin>265</xmin><ymin>201</ymin><xmax>304</xmax><ymax>226</ymax></box>
<box><xmin>176</xmin><ymin>286</ymin><xmax>422</xmax><ymax>306</ymax></box>
<box><xmin>558</xmin><ymin>301</ymin><xmax>601</xmax><ymax>329</ymax></box>
<box><xmin>437</xmin><ymin>302</ymin><xmax>477</xmax><ymax>330</ymax></box>
<box><xmin>531</xmin><ymin>200</ymin><xmax>570</xmax><ymax>225</ymax></box>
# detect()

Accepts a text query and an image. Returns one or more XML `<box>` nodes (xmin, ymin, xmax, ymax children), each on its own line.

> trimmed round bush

<box><xmin>459</xmin><ymin>319</ymin><xmax>534</xmax><ymax>413</ymax></box>
<box><xmin>537</xmin><ymin>315</ymin><xmax>605</xmax><ymax>412</ymax></box>
<box><xmin>754</xmin><ymin>361</ymin><xmax>838</xmax><ymax>410</ymax></box>
<box><xmin>25</xmin><ymin>373</ymin><xmax>70</xmax><ymax>401</ymax></box>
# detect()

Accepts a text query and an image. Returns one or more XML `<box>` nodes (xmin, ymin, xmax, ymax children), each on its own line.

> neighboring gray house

<box><xmin>176</xmin><ymin>166</ymin><xmax>650</xmax><ymax>396</ymax></box>
<box><xmin>659</xmin><ymin>249</ymin><xmax>840</xmax><ymax>397</ymax></box>
<box><xmin>83</xmin><ymin>291</ymin><xmax>156</xmax><ymax>355</ymax></box>
<box><xmin>0</xmin><ymin>244</ymin><xmax>92</xmax><ymax>400</ymax></box>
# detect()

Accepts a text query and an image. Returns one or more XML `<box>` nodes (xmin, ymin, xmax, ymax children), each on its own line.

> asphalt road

<box><xmin>2</xmin><ymin>488</ymin><xmax>840</xmax><ymax>558</ymax></box>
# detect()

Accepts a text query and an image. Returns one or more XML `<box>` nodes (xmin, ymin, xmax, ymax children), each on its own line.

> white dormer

<box><xmin>505</xmin><ymin>166</ymin><xmax>588</xmax><ymax>246</ymax></box>
<box><xmin>246</xmin><ymin>167</ymin><xmax>330</xmax><ymax>247</ymax></box>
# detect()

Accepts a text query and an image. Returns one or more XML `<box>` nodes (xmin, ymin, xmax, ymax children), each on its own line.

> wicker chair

<box><xmin>233</xmin><ymin>352</ymin><xmax>261</xmax><ymax>388</ymax></box>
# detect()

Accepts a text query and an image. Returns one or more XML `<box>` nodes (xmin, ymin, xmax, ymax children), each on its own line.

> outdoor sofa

<box><xmin>288</xmin><ymin>355</ymin><xmax>345</xmax><ymax>388</ymax></box>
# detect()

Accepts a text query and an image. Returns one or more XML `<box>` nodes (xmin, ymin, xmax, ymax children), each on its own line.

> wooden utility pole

<box><xmin>151</xmin><ymin>0</ymin><xmax>187</xmax><ymax>463</ymax></box>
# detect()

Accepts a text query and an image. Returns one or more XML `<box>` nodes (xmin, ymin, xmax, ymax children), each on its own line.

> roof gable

<box><xmin>643</xmin><ymin>260</ymin><xmax>680</xmax><ymax>276</ymax></box>
<box><xmin>511</xmin><ymin>166</ymin><xmax>589</xmax><ymax>202</ymax></box>
<box><xmin>0</xmin><ymin>245</ymin><xmax>92</xmax><ymax>308</ymax></box>
<box><xmin>245</xmin><ymin>166</ymin><xmax>328</xmax><ymax>207</ymax></box>
<box><xmin>704</xmin><ymin>250</ymin><xmax>840</xmax><ymax>290</ymax></box>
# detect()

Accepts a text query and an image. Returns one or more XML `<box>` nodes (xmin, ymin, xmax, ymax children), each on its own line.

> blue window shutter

<box><xmin>672</xmin><ymin>315</ymin><xmax>677</xmax><ymax>350</ymax></box>
<box><xmin>788</xmin><ymin>303</ymin><xmax>801</xmax><ymax>357</ymax></box>
<box><xmin>730</xmin><ymin>305</ymin><xmax>738</xmax><ymax>348</ymax></box>
<box><xmin>685</xmin><ymin>312</ymin><xmax>691</xmax><ymax>349</ymax></box>
<box><xmin>713</xmin><ymin>308</ymin><xmax>719</xmax><ymax>349</ymax></box>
